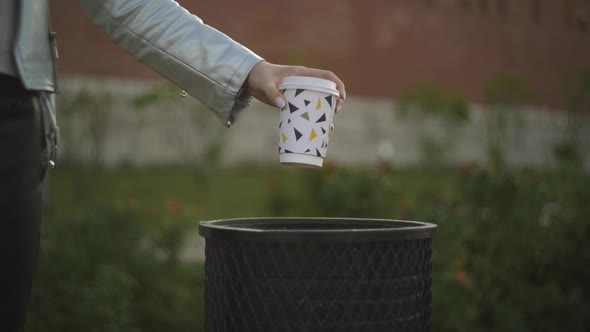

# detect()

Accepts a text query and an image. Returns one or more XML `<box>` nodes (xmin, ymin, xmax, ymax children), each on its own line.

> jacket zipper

<box><xmin>46</xmin><ymin>22</ymin><xmax>60</xmax><ymax>167</ymax></box>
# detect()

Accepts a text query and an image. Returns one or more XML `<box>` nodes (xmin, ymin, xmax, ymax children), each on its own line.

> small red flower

<box><xmin>124</xmin><ymin>198</ymin><xmax>138</xmax><ymax>210</ymax></box>
<box><xmin>165</xmin><ymin>196</ymin><xmax>184</xmax><ymax>216</ymax></box>
<box><xmin>400</xmin><ymin>196</ymin><xmax>413</xmax><ymax>210</ymax></box>
<box><xmin>267</xmin><ymin>178</ymin><xmax>279</xmax><ymax>192</ymax></box>
<box><xmin>145</xmin><ymin>207</ymin><xmax>155</xmax><ymax>217</ymax></box>
<box><xmin>324</xmin><ymin>160</ymin><xmax>338</xmax><ymax>171</ymax></box>
<box><xmin>194</xmin><ymin>206</ymin><xmax>205</xmax><ymax>216</ymax></box>
<box><xmin>376</xmin><ymin>162</ymin><xmax>392</xmax><ymax>175</ymax></box>
<box><xmin>454</xmin><ymin>269</ymin><xmax>467</xmax><ymax>285</ymax></box>
<box><xmin>458</xmin><ymin>162</ymin><xmax>477</xmax><ymax>176</ymax></box>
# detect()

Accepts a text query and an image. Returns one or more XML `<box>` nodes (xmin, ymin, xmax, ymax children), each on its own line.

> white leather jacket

<box><xmin>16</xmin><ymin>0</ymin><xmax>264</xmax><ymax>127</ymax></box>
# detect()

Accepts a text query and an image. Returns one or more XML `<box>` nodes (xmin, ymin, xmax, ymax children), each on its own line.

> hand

<box><xmin>245</xmin><ymin>61</ymin><xmax>346</xmax><ymax>113</ymax></box>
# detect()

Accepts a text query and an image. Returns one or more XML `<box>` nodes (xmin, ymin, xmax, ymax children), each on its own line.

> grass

<box><xmin>45</xmin><ymin>164</ymin><xmax>309</xmax><ymax>220</ymax></box>
<box><xmin>45</xmin><ymin>164</ymin><xmax>463</xmax><ymax>221</ymax></box>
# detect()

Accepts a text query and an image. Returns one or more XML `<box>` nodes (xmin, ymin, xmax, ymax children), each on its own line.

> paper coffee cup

<box><xmin>278</xmin><ymin>76</ymin><xmax>339</xmax><ymax>168</ymax></box>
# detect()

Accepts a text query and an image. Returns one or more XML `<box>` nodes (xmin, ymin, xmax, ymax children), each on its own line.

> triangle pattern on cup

<box><xmin>289</xmin><ymin>102</ymin><xmax>299</xmax><ymax>113</ymax></box>
<box><xmin>309</xmin><ymin>128</ymin><xmax>317</xmax><ymax>141</ymax></box>
<box><xmin>282</xmin><ymin>133</ymin><xmax>288</xmax><ymax>143</ymax></box>
<box><xmin>316</xmin><ymin>98</ymin><xmax>322</xmax><ymax>110</ymax></box>
<box><xmin>294</xmin><ymin>128</ymin><xmax>303</xmax><ymax>141</ymax></box>
<box><xmin>316</xmin><ymin>148</ymin><xmax>322</xmax><ymax>157</ymax></box>
<box><xmin>316</xmin><ymin>114</ymin><xmax>326</xmax><ymax>123</ymax></box>
<box><xmin>304</xmin><ymin>100</ymin><xmax>310</xmax><ymax>106</ymax></box>
<box><xmin>295</xmin><ymin>89</ymin><xmax>305</xmax><ymax>97</ymax></box>
<box><xmin>300</xmin><ymin>112</ymin><xmax>310</xmax><ymax>121</ymax></box>
<box><xmin>325</xmin><ymin>95</ymin><xmax>333</xmax><ymax>108</ymax></box>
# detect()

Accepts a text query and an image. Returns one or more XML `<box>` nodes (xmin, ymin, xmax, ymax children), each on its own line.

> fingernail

<box><xmin>336</xmin><ymin>104</ymin><xmax>342</xmax><ymax>113</ymax></box>
<box><xmin>342</xmin><ymin>90</ymin><xmax>347</xmax><ymax>100</ymax></box>
<box><xmin>275</xmin><ymin>97</ymin><xmax>286</xmax><ymax>109</ymax></box>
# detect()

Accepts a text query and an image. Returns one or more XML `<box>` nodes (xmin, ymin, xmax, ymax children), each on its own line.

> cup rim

<box><xmin>279</xmin><ymin>76</ymin><xmax>340</xmax><ymax>97</ymax></box>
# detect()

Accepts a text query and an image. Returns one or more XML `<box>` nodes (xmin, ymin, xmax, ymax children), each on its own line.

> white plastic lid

<box><xmin>279</xmin><ymin>76</ymin><xmax>340</xmax><ymax>97</ymax></box>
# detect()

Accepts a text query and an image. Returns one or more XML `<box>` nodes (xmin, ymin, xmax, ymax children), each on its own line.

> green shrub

<box><xmin>30</xmin><ymin>165</ymin><xmax>589</xmax><ymax>331</ymax></box>
<box><xmin>269</xmin><ymin>164</ymin><xmax>590</xmax><ymax>331</ymax></box>
<box><xmin>27</xmin><ymin>203</ymin><xmax>205</xmax><ymax>332</ymax></box>
<box><xmin>432</xmin><ymin>166</ymin><xmax>590</xmax><ymax>332</ymax></box>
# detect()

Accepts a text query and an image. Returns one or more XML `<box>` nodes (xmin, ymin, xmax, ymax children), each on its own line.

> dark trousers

<box><xmin>0</xmin><ymin>74</ymin><xmax>47</xmax><ymax>332</ymax></box>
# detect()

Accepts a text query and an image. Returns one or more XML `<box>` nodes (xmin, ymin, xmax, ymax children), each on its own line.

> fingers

<box><xmin>323</xmin><ymin>71</ymin><xmax>346</xmax><ymax>101</ymax></box>
<box><xmin>322</xmin><ymin>70</ymin><xmax>345</xmax><ymax>113</ymax></box>
<box><xmin>296</xmin><ymin>67</ymin><xmax>346</xmax><ymax>99</ymax></box>
<box><xmin>293</xmin><ymin>66</ymin><xmax>346</xmax><ymax>113</ymax></box>
<box><xmin>249</xmin><ymin>62</ymin><xmax>347</xmax><ymax>111</ymax></box>
<box><xmin>336</xmin><ymin>96</ymin><xmax>344</xmax><ymax>113</ymax></box>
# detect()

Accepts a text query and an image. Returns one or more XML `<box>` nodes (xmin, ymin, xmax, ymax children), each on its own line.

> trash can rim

<box><xmin>198</xmin><ymin>217</ymin><xmax>436</xmax><ymax>242</ymax></box>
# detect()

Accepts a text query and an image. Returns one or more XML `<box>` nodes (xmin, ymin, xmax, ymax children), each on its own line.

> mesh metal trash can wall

<box><xmin>199</xmin><ymin>218</ymin><xmax>436</xmax><ymax>332</ymax></box>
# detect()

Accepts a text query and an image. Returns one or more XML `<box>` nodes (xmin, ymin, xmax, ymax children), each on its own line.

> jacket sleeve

<box><xmin>77</xmin><ymin>0</ymin><xmax>264</xmax><ymax>127</ymax></box>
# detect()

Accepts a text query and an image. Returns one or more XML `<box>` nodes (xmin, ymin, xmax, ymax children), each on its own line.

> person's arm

<box><xmin>77</xmin><ymin>0</ymin><xmax>263</xmax><ymax>127</ymax></box>
<box><xmin>77</xmin><ymin>0</ymin><xmax>346</xmax><ymax>127</ymax></box>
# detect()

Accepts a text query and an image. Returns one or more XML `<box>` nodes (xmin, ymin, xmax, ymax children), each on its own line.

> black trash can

<box><xmin>199</xmin><ymin>218</ymin><xmax>436</xmax><ymax>332</ymax></box>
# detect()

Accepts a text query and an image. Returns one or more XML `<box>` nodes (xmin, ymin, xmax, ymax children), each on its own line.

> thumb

<box><xmin>265</xmin><ymin>84</ymin><xmax>286</xmax><ymax>109</ymax></box>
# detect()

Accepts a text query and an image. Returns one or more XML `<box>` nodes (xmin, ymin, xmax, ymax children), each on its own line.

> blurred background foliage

<box><xmin>26</xmin><ymin>73</ymin><xmax>590</xmax><ymax>331</ymax></box>
<box><xmin>28</xmin><ymin>161</ymin><xmax>590</xmax><ymax>331</ymax></box>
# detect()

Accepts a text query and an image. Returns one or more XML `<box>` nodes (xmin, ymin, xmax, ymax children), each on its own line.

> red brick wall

<box><xmin>51</xmin><ymin>0</ymin><xmax>590</xmax><ymax>109</ymax></box>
